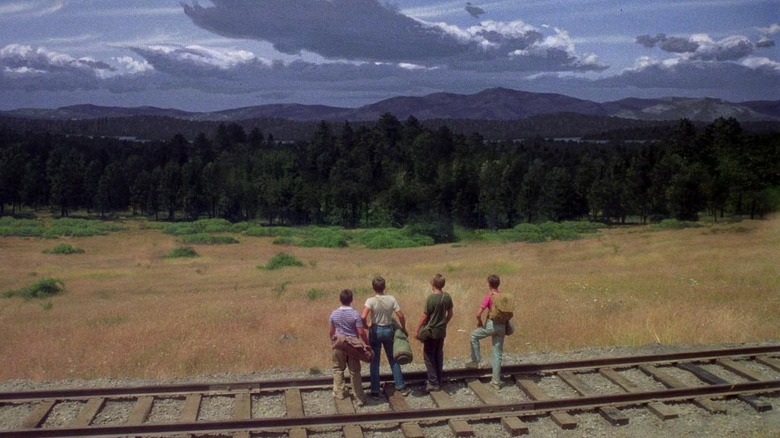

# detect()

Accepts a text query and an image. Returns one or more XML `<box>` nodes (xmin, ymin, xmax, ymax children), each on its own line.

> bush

<box><xmin>403</xmin><ymin>219</ymin><xmax>457</xmax><ymax>244</ymax></box>
<box><xmin>299</xmin><ymin>227</ymin><xmax>349</xmax><ymax>248</ymax></box>
<box><xmin>260</xmin><ymin>252</ymin><xmax>304</xmax><ymax>270</ymax></box>
<box><xmin>44</xmin><ymin>218</ymin><xmax>125</xmax><ymax>238</ymax></box>
<box><xmin>243</xmin><ymin>226</ymin><xmax>297</xmax><ymax>237</ymax></box>
<box><xmin>165</xmin><ymin>246</ymin><xmax>199</xmax><ymax>258</ymax></box>
<box><xmin>652</xmin><ymin>219</ymin><xmax>702</xmax><ymax>230</ymax></box>
<box><xmin>180</xmin><ymin>234</ymin><xmax>239</xmax><ymax>244</ymax></box>
<box><xmin>305</xmin><ymin>288</ymin><xmax>327</xmax><ymax>300</ymax></box>
<box><xmin>3</xmin><ymin>278</ymin><xmax>64</xmax><ymax>299</ymax></box>
<box><xmin>0</xmin><ymin>217</ymin><xmax>44</xmax><ymax>237</ymax></box>
<box><xmin>43</xmin><ymin>243</ymin><xmax>85</xmax><ymax>254</ymax></box>
<box><xmin>353</xmin><ymin>228</ymin><xmax>434</xmax><ymax>249</ymax></box>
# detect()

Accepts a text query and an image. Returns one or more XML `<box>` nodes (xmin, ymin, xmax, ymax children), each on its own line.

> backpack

<box><xmin>490</xmin><ymin>293</ymin><xmax>515</xmax><ymax>324</ymax></box>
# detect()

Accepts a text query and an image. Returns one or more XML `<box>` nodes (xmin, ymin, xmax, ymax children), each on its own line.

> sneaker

<box><xmin>355</xmin><ymin>398</ymin><xmax>366</xmax><ymax>407</ymax></box>
<box><xmin>397</xmin><ymin>386</ymin><xmax>412</xmax><ymax>396</ymax></box>
<box><xmin>368</xmin><ymin>392</ymin><xmax>382</xmax><ymax>400</ymax></box>
<box><xmin>490</xmin><ymin>381</ymin><xmax>502</xmax><ymax>390</ymax></box>
<box><xmin>465</xmin><ymin>361</ymin><xmax>480</xmax><ymax>369</ymax></box>
<box><xmin>425</xmin><ymin>383</ymin><xmax>440</xmax><ymax>393</ymax></box>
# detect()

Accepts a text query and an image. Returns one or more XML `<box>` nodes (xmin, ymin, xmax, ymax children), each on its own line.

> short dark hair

<box><xmin>487</xmin><ymin>274</ymin><xmax>500</xmax><ymax>289</ymax></box>
<box><xmin>372</xmin><ymin>276</ymin><xmax>386</xmax><ymax>293</ymax></box>
<box><xmin>340</xmin><ymin>289</ymin><xmax>354</xmax><ymax>305</ymax></box>
<box><xmin>431</xmin><ymin>273</ymin><xmax>445</xmax><ymax>289</ymax></box>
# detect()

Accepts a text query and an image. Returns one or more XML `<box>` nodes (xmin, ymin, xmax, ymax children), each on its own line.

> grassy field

<box><xmin>0</xmin><ymin>216</ymin><xmax>778</xmax><ymax>381</ymax></box>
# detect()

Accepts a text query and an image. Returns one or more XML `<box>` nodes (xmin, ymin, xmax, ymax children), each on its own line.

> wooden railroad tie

<box><xmin>467</xmin><ymin>379</ymin><xmax>529</xmax><ymax>435</ymax></box>
<box><xmin>383</xmin><ymin>385</ymin><xmax>425</xmax><ymax>438</ymax></box>
<box><xmin>640</xmin><ymin>365</ymin><xmax>726</xmax><ymax>414</ymax></box>
<box><xmin>598</xmin><ymin>368</ymin><xmax>678</xmax><ymax>420</ymax></box>
<box><xmin>558</xmin><ymin>371</ymin><xmax>629</xmax><ymax>426</ymax></box>
<box><xmin>285</xmin><ymin>388</ymin><xmax>308</xmax><ymax>438</ymax></box>
<box><xmin>515</xmin><ymin>377</ymin><xmax>578</xmax><ymax>430</ymax></box>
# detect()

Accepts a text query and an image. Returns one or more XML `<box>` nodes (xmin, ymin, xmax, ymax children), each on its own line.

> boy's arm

<box><xmin>475</xmin><ymin>307</ymin><xmax>486</xmax><ymax>327</ymax></box>
<box><xmin>329</xmin><ymin>323</ymin><xmax>336</xmax><ymax>339</ymax></box>
<box><xmin>395</xmin><ymin>310</ymin><xmax>408</xmax><ymax>334</ymax></box>
<box><xmin>356</xmin><ymin>326</ymin><xmax>369</xmax><ymax>345</ymax></box>
<box><xmin>414</xmin><ymin>313</ymin><xmax>429</xmax><ymax>341</ymax></box>
<box><xmin>445</xmin><ymin>308</ymin><xmax>453</xmax><ymax>324</ymax></box>
<box><xmin>360</xmin><ymin>305</ymin><xmax>370</xmax><ymax>328</ymax></box>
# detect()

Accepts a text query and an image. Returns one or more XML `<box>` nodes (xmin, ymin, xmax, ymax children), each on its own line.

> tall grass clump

<box><xmin>259</xmin><ymin>252</ymin><xmax>304</xmax><ymax>270</ymax></box>
<box><xmin>3</xmin><ymin>278</ymin><xmax>64</xmax><ymax>299</ymax></box>
<box><xmin>352</xmin><ymin>228</ymin><xmax>434</xmax><ymax>249</ymax></box>
<box><xmin>0</xmin><ymin>217</ymin><xmax>45</xmax><ymax>237</ymax></box>
<box><xmin>298</xmin><ymin>227</ymin><xmax>349</xmax><ymax>248</ymax></box>
<box><xmin>180</xmin><ymin>234</ymin><xmax>239</xmax><ymax>245</ymax></box>
<box><xmin>161</xmin><ymin>218</ymin><xmax>234</xmax><ymax>236</ymax></box>
<box><xmin>165</xmin><ymin>246</ymin><xmax>199</xmax><ymax>258</ymax></box>
<box><xmin>44</xmin><ymin>218</ymin><xmax>125</xmax><ymax>238</ymax></box>
<box><xmin>403</xmin><ymin>219</ymin><xmax>457</xmax><ymax>244</ymax></box>
<box><xmin>651</xmin><ymin>219</ymin><xmax>703</xmax><ymax>230</ymax></box>
<box><xmin>474</xmin><ymin>221</ymin><xmax>605</xmax><ymax>243</ymax></box>
<box><xmin>305</xmin><ymin>288</ymin><xmax>327</xmax><ymax>300</ymax></box>
<box><xmin>43</xmin><ymin>243</ymin><xmax>85</xmax><ymax>254</ymax></box>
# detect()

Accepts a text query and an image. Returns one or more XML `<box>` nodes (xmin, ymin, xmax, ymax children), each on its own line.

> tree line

<box><xmin>0</xmin><ymin>114</ymin><xmax>778</xmax><ymax>229</ymax></box>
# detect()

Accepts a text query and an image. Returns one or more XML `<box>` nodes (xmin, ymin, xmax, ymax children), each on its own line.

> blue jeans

<box><xmin>369</xmin><ymin>325</ymin><xmax>406</xmax><ymax>394</ymax></box>
<box><xmin>470</xmin><ymin>319</ymin><xmax>505</xmax><ymax>385</ymax></box>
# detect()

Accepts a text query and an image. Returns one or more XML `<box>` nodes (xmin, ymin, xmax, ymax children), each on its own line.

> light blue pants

<box><xmin>470</xmin><ymin>319</ymin><xmax>505</xmax><ymax>385</ymax></box>
<box><xmin>369</xmin><ymin>325</ymin><xmax>406</xmax><ymax>394</ymax></box>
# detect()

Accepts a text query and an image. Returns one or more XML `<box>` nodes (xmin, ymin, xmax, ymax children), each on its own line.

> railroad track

<box><xmin>1</xmin><ymin>345</ymin><xmax>778</xmax><ymax>437</ymax></box>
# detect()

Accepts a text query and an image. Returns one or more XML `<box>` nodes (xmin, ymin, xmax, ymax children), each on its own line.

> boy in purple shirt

<box><xmin>329</xmin><ymin>289</ymin><xmax>368</xmax><ymax>405</ymax></box>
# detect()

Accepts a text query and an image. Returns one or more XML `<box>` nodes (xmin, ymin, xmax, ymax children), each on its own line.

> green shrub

<box><xmin>44</xmin><ymin>218</ymin><xmax>125</xmax><ymax>238</ymax></box>
<box><xmin>305</xmin><ymin>288</ymin><xmax>327</xmax><ymax>300</ymax></box>
<box><xmin>272</xmin><ymin>236</ymin><xmax>300</xmax><ymax>246</ymax></box>
<box><xmin>244</xmin><ymin>226</ymin><xmax>297</xmax><ymax>237</ymax></box>
<box><xmin>403</xmin><ymin>219</ymin><xmax>457</xmax><ymax>244</ymax></box>
<box><xmin>165</xmin><ymin>246</ymin><xmax>199</xmax><ymax>258</ymax></box>
<box><xmin>180</xmin><ymin>234</ymin><xmax>239</xmax><ymax>244</ymax></box>
<box><xmin>43</xmin><ymin>243</ymin><xmax>85</xmax><ymax>254</ymax></box>
<box><xmin>0</xmin><ymin>217</ymin><xmax>45</xmax><ymax>237</ymax></box>
<box><xmin>353</xmin><ymin>228</ymin><xmax>434</xmax><ymax>249</ymax></box>
<box><xmin>3</xmin><ymin>278</ymin><xmax>64</xmax><ymax>299</ymax></box>
<box><xmin>299</xmin><ymin>227</ymin><xmax>349</xmax><ymax>248</ymax></box>
<box><xmin>652</xmin><ymin>219</ymin><xmax>702</xmax><ymax>230</ymax></box>
<box><xmin>260</xmin><ymin>252</ymin><xmax>304</xmax><ymax>270</ymax></box>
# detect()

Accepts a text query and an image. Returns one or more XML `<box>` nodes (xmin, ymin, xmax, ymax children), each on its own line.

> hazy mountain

<box><xmin>1</xmin><ymin>88</ymin><xmax>778</xmax><ymax>123</ymax></box>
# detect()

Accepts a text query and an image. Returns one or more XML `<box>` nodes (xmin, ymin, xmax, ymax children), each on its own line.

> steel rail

<box><xmin>1</xmin><ymin>344</ymin><xmax>777</xmax><ymax>403</ymax></box>
<box><xmin>2</xmin><ymin>379</ymin><xmax>778</xmax><ymax>438</ymax></box>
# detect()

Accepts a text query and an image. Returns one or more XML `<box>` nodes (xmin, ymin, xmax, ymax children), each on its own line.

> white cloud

<box><xmin>0</xmin><ymin>0</ymin><xmax>64</xmax><ymax>17</ymax></box>
<box><xmin>757</xmin><ymin>23</ymin><xmax>780</xmax><ymax>35</ymax></box>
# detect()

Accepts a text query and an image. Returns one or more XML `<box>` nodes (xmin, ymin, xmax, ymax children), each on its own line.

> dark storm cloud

<box><xmin>465</xmin><ymin>2</ymin><xmax>485</xmax><ymax>19</ymax></box>
<box><xmin>636</xmin><ymin>33</ymin><xmax>756</xmax><ymax>61</ymax></box>
<box><xmin>181</xmin><ymin>0</ymin><xmax>605</xmax><ymax>72</ymax></box>
<box><xmin>182</xmin><ymin>0</ymin><xmax>467</xmax><ymax>62</ymax></box>
<box><xmin>636</xmin><ymin>34</ymin><xmax>666</xmax><ymax>48</ymax></box>
<box><xmin>596</xmin><ymin>57</ymin><xmax>779</xmax><ymax>93</ymax></box>
<box><xmin>0</xmin><ymin>44</ymin><xmax>104</xmax><ymax>91</ymax></box>
<box><xmin>756</xmin><ymin>36</ymin><xmax>775</xmax><ymax>49</ymax></box>
<box><xmin>659</xmin><ymin>36</ymin><xmax>699</xmax><ymax>54</ymax></box>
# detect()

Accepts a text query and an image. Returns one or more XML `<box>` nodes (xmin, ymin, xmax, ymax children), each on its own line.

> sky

<box><xmin>0</xmin><ymin>0</ymin><xmax>778</xmax><ymax>112</ymax></box>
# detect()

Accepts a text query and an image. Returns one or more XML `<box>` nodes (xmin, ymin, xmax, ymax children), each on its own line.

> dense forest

<box><xmin>0</xmin><ymin>114</ymin><xmax>778</xmax><ymax>232</ymax></box>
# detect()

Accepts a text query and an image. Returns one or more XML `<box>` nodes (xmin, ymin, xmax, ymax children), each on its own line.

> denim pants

<box><xmin>369</xmin><ymin>325</ymin><xmax>406</xmax><ymax>394</ymax></box>
<box><xmin>470</xmin><ymin>319</ymin><xmax>505</xmax><ymax>385</ymax></box>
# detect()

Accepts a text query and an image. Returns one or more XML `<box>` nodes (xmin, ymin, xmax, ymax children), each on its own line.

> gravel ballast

<box><xmin>1</xmin><ymin>343</ymin><xmax>778</xmax><ymax>437</ymax></box>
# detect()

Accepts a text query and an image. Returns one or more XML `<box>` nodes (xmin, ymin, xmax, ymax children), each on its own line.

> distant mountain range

<box><xmin>2</xmin><ymin>88</ymin><xmax>779</xmax><ymax>123</ymax></box>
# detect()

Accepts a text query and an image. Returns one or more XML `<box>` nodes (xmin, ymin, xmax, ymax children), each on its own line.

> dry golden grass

<box><xmin>0</xmin><ymin>217</ymin><xmax>777</xmax><ymax>380</ymax></box>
